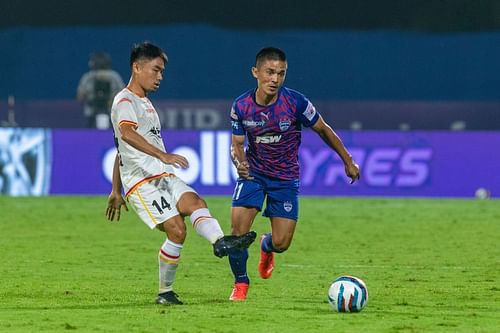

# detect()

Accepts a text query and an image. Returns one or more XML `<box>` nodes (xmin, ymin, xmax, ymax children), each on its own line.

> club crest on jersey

<box><xmin>279</xmin><ymin>119</ymin><xmax>291</xmax><ymax>131</ymax></box>
<box><xmin>284</xmin><ymin>201</ymin><xmax>293</xmax><ymax>212</ymax></box>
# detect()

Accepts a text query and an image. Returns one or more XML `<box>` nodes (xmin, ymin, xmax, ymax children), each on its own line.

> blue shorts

<box><xmin>232</xmin><ymin>172</ymin><xmax>300</xmax><ymax>221</ymax></box>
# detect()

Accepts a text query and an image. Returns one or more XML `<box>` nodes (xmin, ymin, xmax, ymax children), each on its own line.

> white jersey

<box><xmin>110</xmin><ymin>88</ymin><xmax>175</xmax><ymax>196</ymax></box>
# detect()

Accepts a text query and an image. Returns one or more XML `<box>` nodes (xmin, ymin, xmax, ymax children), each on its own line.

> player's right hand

<box><xmin>160</xmin><ymin>153</ymin><xmax>189</xmax><ymax>168</ymax></box>
<box><xmin>236</xmin><ymin>161</ymin><xmax>253</xmax><ymax>179</ymax></box>
<box><xmin>106</xmin><ymin>192</ymin><xmax>128</xmax><ymax>221</ymax></box>
<box><xmin>345</xmin><ymin>162</ymin><xmax>360</xmax><ymax>184</ymax></box>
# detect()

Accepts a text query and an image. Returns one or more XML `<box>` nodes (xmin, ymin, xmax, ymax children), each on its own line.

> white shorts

<box><xmin>126</xmin><ymin>175</ymin><xmax>196</xmax><ymax>229</ymax></box>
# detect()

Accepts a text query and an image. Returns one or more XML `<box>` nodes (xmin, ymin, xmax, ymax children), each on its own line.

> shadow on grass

<box><xmin>0</xmin><ymin>301</ymin><xmax>154</xmax><ymax>311</ymax></box>
<box><xmin>1</xmin><ymin>297</ymin><xmax>236</xmax><ymax>311</ymax></box>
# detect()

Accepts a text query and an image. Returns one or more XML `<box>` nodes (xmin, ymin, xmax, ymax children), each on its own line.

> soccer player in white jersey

<box><xmin>105</xmin><ymin>42</ymin><xmax>256</xmax><ymax>305</ymax></box>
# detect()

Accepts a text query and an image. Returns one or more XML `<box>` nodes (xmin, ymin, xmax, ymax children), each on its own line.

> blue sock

<box><xmin>228</xmin><ymin>248</ymin><xmax>249</xmax><ymax>284</ymax></box>
<box><xmin>261</xmin><ymin>233</ymin><xmax>274</xmax><ymax>253</ymax></box>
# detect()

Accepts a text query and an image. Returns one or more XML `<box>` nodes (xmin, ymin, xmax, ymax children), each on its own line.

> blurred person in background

<box><xmin>77</xmin><ymin>52</ymin><xmax>124</xmax><ymax>128</ymax></box>
<box><xmin>227</xmin><ymin>47</ymin><xmax>360</xmax><ymax>301</ymax></box>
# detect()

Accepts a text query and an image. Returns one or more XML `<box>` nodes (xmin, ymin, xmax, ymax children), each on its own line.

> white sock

<box><xmin>190</xmin><ymin>208</ymin><xmax>224</xmax><ymax>244</ymax></box>
<box><xmin>158</xmin><ymin>239</ymin><xmax>183</xmax><ymax>293</ymax></box>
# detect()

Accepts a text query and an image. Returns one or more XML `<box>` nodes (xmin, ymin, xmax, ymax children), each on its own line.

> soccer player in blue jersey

<box><xmin>227</xmin><ymin>47</ymin><xmax>360</xmax><ymax>301</ymax></box>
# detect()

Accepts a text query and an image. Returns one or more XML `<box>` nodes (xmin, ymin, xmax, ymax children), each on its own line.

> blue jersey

<box><xmin>231</xmin><ymin>87</ymin><xmax>320</xmax><ymax>180</ymax></box>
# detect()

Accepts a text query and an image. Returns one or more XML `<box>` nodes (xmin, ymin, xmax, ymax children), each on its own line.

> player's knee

<box><xmin>178</xmin><ymin>193</ymin><xmax>208</xmax><ymax>216</ymax></box>
<box><xmin>161</xmin><ymin>219</ymin><xmax>187</xmax><ymax>243</ymax></box>
<box><xmin>190</xmin><ymin>195</ymin><xmax>207</xmax><ymax>208</ymax></box>
<box><xmin>168</xmin><ymin>227</ymin><xmax>186</xmax><ymax>243</ymax></box>
<box><xmin>199</xmin><ymin>200</ymin><xmax>209</xmax><ymax>211</ymax></box>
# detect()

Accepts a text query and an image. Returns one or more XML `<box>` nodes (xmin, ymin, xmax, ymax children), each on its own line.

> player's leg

<box><xmin>231</xmin><ymin>206</ymin><xmax>259</xmax><ymax>235</ymax></box>
<box><xmin>229</xmin><ymin>178</ymin><xmax>264</xmax><ymax>301</ymax></box>
<box><xmin>172</xmin><ymin>176</ymin><xmax>256</xmax><ymax>257</ymax></box>
<box><xmin>258</xmin><ymin>217</ymin><xmax>296</xmax><ymax>279</ymax></box>
<box><xmin>259</xmin><ymin>177</ymin><xmax>299</xmax><ymax>279</ymax></box>
<box><xmin>177</xmin><ymin>191</ymin><xmax>225</xmax><ymax>244</ymax></box>
<box><xmin>266</xmin><ymin>217</ymin><xmax>297</xmax><ymax>252</ymax></box>
<box><xmin>125</xmin><ymin>179</ymin><xmax>186</xmax><ymax>305</ymax></box>
<box><xmin>155</xmin><ymin>216</ymin><xmax>186</xmax><ymax>305</ymax></box>
<box><xmin>229</xmin><ymin>206</ymin><xmax>259</xmax><ymax>300</ymax></box>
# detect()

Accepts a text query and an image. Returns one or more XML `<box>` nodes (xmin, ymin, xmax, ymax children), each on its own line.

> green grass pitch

<box><xmin>0</xmin><ymin>196</ymin><xmax>499</xmax><ymax>332</ymax></box>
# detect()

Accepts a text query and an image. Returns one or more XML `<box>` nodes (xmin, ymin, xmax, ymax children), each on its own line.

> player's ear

<box><xmin>251</xmin><ymin>66</ymin><xmax>259</xmax><ymax>79</ymax></box>
<box><xmin>132</xmin><ymin>61</ymin><xmax>141</xmax><ymax>74</ymax></box>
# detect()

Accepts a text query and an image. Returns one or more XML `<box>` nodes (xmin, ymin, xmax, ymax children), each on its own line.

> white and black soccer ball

<box><xmin>328</xmin><ymin>276</ymin><xmax>368</xmax><ymax>312</ymax></box>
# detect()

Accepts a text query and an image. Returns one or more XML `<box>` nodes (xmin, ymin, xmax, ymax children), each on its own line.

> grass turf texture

<box><xmin>0</xmin><ymin>196</ymin><xmax>499</xmax><ymax>333</ymax></box>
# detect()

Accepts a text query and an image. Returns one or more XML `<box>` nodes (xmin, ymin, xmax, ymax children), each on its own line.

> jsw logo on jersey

<box><xmin>255</xmin><ymin>135</ymin><xmax>282</xmax><ymax>144</ymax></box>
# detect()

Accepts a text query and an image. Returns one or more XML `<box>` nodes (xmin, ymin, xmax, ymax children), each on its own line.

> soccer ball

<box><xmin>475</xmin><ymin>187</ymin><xmax>490</xmax><ymax>199</ymax></box>
<box><xmin>328</xmin><ymin>276</ymin><xmax>368</xmax><ymax>312</ymax></box>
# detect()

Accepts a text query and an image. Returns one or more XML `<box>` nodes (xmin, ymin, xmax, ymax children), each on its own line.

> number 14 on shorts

<box><xmin>152</xmin><ymin>196</ymin><xmax>171</xmax><ymax>214</ymax></box>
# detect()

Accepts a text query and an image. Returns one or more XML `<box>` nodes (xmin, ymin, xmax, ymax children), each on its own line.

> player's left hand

<box><xmin>159</xmin><ymin>152</ymin><xmax>189</xmax><ymax>169</ymax></box>
<box><xmin>345</xmin><ymin>162</ymin><xmax>360</xmax><ymax>184</ymax></box>
<box><xmin>106</xmin><ymin>192</ymin><xmax>128</xmax><ymax>221</ymax></box>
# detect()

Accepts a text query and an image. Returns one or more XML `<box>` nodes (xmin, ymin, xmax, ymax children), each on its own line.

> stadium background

<box><xmin>1</xmin><ymin>0</ymin><xmax>499</xmax><ymax>197</ymax></box>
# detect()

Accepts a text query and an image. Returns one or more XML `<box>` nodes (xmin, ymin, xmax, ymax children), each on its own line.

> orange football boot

<box><xmin>258</xmin><ymin>234</ymin><xmax>275</xmax><ymax>279</ymax></box>
<box><xmin>229</xmin><ymin>282</ymin><xmax>249</xmax><ymax>301</ymax></box>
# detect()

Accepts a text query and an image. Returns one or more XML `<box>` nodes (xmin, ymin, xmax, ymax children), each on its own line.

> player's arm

<box><xmin>119</xmin><ymin>123</ymin><xmax>189</xmax><ymax>169</ymax></box>
<box><xmin>311</xmin><ymin>116</ymin><xmax>360</xmax><ymax>184</ymax></box>
<box><xmin>231</xmin><ymin>134</ymin><xmax>251</xmax><ymax>179</ymax></box>
<box><xmin>106</xmin><ymin>153</ymin><xmax>128</xmax><ymax>221</ymax></box>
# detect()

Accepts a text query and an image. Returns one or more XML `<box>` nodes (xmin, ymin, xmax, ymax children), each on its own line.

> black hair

<box><xmin>255</xmin><ymin>47</ymin><xmax>287</xmax><ymax>67</ymax></box>
<box><xmin>129</xmin><ymin>41</ymin><xmax>168</xmax><ymax>68</ymax></box>
<box><xmin>89</xmin><ymin>52</ymin><xmax>111</xmax><ymax>70</ymax></box>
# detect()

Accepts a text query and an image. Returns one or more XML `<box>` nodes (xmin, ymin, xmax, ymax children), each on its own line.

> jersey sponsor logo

<box><xmin>260</xmin><ymin>112</ymin><xmax>270</xmax><ymax>121</ymax></box>
<box><xmin>255</xmin><ymin>135</ymin><xmax>282</xmax><ymax>143</ymax></box>
<box><xmin>303</xmin><ymin>101</ymin><xmax>316</xmax><ymax>121</ymax></box>
<box><xmin>279</xmin><ymin>119</ymin><xmax>291</xmax><ymax>131</ymax></box>
<box><xmin>283</xmin><ymin>201</ymin><xmax>293</xmax><ymax>212</ymax></box>
<box><xmin>243</xmin><ymin>119</ymin><xmax>266</xmax><ymax>127</ymax></box>
<box><xmin>149</xmin><ymin>127</ymin><xmax>161</xmax><ymax>137</ymax></box>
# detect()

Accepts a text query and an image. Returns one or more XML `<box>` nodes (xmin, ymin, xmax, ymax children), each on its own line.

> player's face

<box><xmin>252</xmin><ymin>59</ymin><xmax>287</xmax><ymax>98</ymax></box>
<box><xmin>134</xmin><ymin>57</ymin><xmax>165</xmax><ymax>93</ymax></box>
